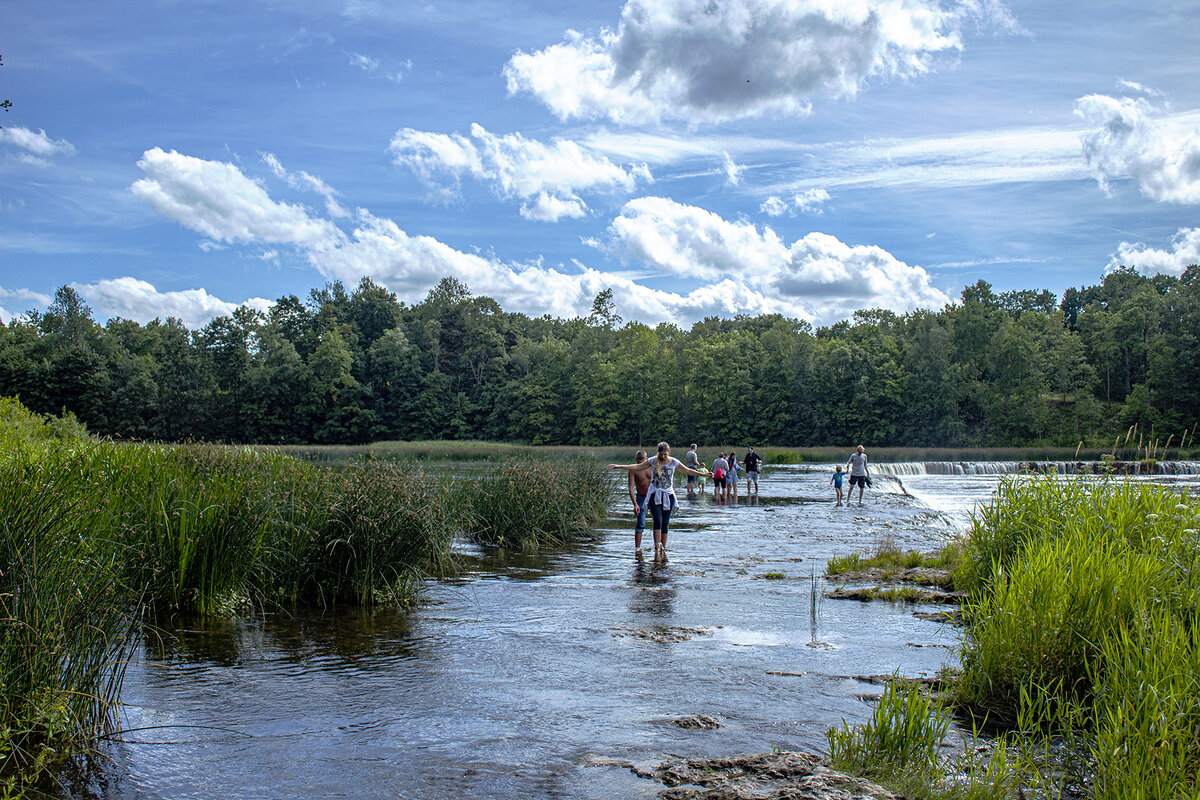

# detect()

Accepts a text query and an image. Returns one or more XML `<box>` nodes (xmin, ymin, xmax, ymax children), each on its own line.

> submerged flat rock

<box><xmin>632</xmin><ymin>750</ymin><xmax>898</xmax><ymax>799</ymax></box>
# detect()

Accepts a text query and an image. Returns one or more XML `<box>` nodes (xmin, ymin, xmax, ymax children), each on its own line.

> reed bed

<box><xmin>2</xmin><ymin>441</ymin><xmax>455</xmax><ymax>616</ymax></box>
<box><xmin>273</xmin><ymin>440</ymin><xmax>625</xmax><ymax>466</ymax></box>
<box><xmin>2</xmin><ymin>398</ymin><xmax>616</xmax><ymax>789</ymax></box>
<box><xmin>831</xmin><ymin>475</ymin><xmax>1200</xmax><ymax>798</ymax></box>
<box><xmin>0</xmin><ymin>448</ymin><xmax>140</xmax><ymax>791</ymax></box>
<box><xmin>455</xmin><ymin>456</ymin><xmax>612</xmax><ymax>550</ymax></box>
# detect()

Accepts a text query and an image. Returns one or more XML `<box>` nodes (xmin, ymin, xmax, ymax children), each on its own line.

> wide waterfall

<box><xmin>873</xmin><ymin>460</ymin><xmax>1200</xmax><ymax>476</ymax></box>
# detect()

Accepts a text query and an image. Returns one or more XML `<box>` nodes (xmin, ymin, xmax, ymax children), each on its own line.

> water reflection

<box><xmin>628</xmin><ymin>554</ymin><xmax>676</xmax><ymax>616</ymax></box>
<box><xmin>142</xmin><ymin>608</ymin><xmax>421</xmax><ymax>672</ymax></box>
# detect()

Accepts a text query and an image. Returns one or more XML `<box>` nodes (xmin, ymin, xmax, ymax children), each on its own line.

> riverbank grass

<box><xmin>829</xmin><ymin>475</ymin><xmax>1200</xmax><ymax>798</ymax></box>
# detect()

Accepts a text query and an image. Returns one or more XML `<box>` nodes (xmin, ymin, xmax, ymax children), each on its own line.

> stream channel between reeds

<box><xmin>86</xmin><ymin>463</ymin><xmax>1200</xmax><ymax>799</ymax></box>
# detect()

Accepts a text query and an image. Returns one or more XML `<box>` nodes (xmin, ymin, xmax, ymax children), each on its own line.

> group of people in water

<box><xmin>609</xmin><ymin>443</ymin><xmax>869</xmax><ymax>562</ymax></box>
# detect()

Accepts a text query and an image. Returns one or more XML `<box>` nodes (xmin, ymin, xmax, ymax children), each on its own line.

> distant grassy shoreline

<box><xmin>271</xmin><ymin>441</ymin><xmax>1198</xmax><ymax>466</ymax></box>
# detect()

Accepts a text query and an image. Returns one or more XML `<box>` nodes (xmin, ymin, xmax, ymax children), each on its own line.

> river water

<box><xmin>92</xmin><ymin>463</ymin><xmax>1199</xmax><ymax>800</ymax></box>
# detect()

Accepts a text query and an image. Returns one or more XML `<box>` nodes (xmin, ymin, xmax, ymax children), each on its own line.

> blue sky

<box><xmin>3</xmin><ymin>0</ymin><xmax>1199</xmax><ymax>328</ymax></box>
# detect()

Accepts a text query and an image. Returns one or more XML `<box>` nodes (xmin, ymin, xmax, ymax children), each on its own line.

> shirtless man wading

<box><xmin>628</xmin><ymin>450</ymin><xmax>653</xmax><ymax>550</ymax></box>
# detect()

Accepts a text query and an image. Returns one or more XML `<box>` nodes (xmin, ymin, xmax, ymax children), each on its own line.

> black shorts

<box><xmin>849</xmin><ymin>474</ymin><xmax>868</xmax><ymax>487</ymax></box>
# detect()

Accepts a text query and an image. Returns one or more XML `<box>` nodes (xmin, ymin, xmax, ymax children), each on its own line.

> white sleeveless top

<box><xmin>647</xmin><ymin>456</ymin><xmax>680</xmax><ymax>511</ymax></box>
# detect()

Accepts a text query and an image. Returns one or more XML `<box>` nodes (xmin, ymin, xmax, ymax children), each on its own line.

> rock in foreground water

<box><xmin>632</xmin><ymin>750</ymin><xmax>898</xmax><ymax>799</ymax></box>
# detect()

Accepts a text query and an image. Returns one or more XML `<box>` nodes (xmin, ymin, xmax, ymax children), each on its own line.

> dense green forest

<box><xmin>1</xmin><ymin>266</ymin><xmax>1197</xmax><ymax>449</ymax></box>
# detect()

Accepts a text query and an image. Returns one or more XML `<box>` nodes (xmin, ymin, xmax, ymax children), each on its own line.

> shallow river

<box><xmin>93</xmin><ymin>463</ymin><xmax>1198</xmax><ymax>799</ymax></box>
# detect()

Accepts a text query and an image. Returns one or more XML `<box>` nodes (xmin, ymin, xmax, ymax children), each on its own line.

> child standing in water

<box><xmin>831</xmin><ymin>465</ymin><xmax>845</xmax><ymax>505</ymax></box>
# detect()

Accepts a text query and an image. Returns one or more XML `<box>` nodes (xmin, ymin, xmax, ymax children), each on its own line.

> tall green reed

<box><xmin>952</xmin><ymin>476</ymin><xmax>1200</xmax><ymax>797</ymax></box>
<box><xmin>290</xmin><ymin>463</ymin><xmax>455</xmax><ymax>606</ymax></box>
<box><xmin>827</xmin><ymin>676</ymin><xmax>950</xmax><ymax>777</ymax></box>
<box><xmin>1089</xmin><ymin>609</ymin><xmax>1200</xmax><ymax>799</ymax></box>
<box><xmin>457</xmin><ymin>456</ymin><xmax>611</xmax><ymax>550</ymax></box>
<box><xmin>0</xmin><ymin>445</ymin><xmax>140</xmax><ymax>786</ymax></box>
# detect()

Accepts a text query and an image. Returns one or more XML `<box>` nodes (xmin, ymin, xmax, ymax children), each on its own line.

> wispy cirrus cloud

<box><xmin>261</xmin><ymin>152</ymin><xmax>350</xmax><ymax>218</ymax></box>
<box><xmin>0</xmin><ymin>126</ymin><xmax>76</xmax><ymax>165</ymax></box>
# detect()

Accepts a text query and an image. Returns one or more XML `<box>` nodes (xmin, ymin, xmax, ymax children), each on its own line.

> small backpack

<box><xmin>713</xmin><ymin>466</ymin><xmax>726</xmax><ymax>480</ymax></box>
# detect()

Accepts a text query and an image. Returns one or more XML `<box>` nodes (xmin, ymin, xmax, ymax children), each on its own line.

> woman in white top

<box><xmin>610</xmin><ymin>442</ymin><xmax>709</xmax><ymax>563</ymax></box>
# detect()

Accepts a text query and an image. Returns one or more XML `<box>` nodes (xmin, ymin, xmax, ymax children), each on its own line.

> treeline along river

<box><xmin>84</xmin><ymin>461</ymin><xmax>1200</xmax><ymax>799</ymax></box>
<box><xmin>4</xmin><ymin>265</ymin><xmax>1200</xmax><ymax>451</ymax></box>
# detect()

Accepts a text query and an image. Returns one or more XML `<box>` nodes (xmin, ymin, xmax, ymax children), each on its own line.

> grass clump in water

<box><xmin>827</xmin><ymin>536</ymin><xmax>960</xmax><ymax>580</ymax></box>
<box><xmin>827</xmin><ymin>676</ymin><xmax>1055</xmax><ymax>799</ymax></box>
<box><xmin>827</xmin><ymin>676</ymin><xmax>949</xmax><ymax>779</ymax></box>
<box><xmin>457</xmin><ymin>456</ymin><xmax>611</xmax><ymax>550</ymax></box>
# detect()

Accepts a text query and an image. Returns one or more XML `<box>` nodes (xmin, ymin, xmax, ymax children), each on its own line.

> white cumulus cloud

<box><xmin>1076</xmin><ymin>92</ymin><xmax>1200</xmax><ymax>204</ymax></box>
<box><xmin>389</xmin><ymin>123</ymin><xmax>651</xmax><ymax>221</ymax></box>
<box><xmin>128</xmin><ymin>149</ymin><xmax>948</xmax><ymax>327</ymax></box>
<box><xmin>131</xmin><ymin>148</ymin><xmax>346</xmax><ymax>248</ymax></box>
<box><xmin>505</xmin><ymin>0</ymin><xmax>1017</xmax><ymax>124</ymax></box>
<box><xmin>73</xmin><ymin>277</ymin><xmax>272</xmax><ymax>328</ymax></box>
<box><xmin>602</xmin><ymin>196</ymin><xmax>949</xmax><ymax>322</ymax></box>
<box><xmin>1108</xmin><ymin>227</ymin><xmax>1200</xmax><ymax>278</ymax></box>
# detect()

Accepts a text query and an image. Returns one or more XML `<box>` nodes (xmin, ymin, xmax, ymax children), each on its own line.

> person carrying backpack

<box><xmin>710</xmin><ymin>452</ymin><xmax>729</xmax><ymax>503</ymax></box>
